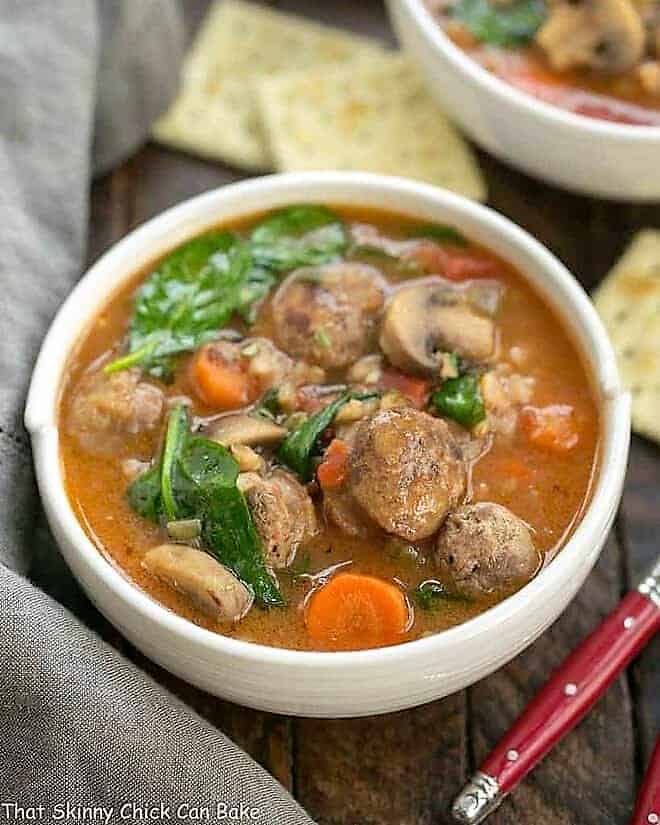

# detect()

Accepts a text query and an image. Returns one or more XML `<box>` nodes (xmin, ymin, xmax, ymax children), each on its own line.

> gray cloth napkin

<box><xmin>0</xmin><ymin>3</ymin><xmax>314</xmax><ymax>822</ymax></box>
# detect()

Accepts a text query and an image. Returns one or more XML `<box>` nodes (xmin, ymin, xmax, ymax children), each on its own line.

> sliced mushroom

<box><xmin>206</xmin><ymin>413</ymin><xmax>286</xmax><ymax>447</ymax></box>
<box><xmin>536</xmin><ymin>0</ymin><xmax>646</xmax><ymax>74</ymax></box>
<box><xmin>142</xmin><ymin>544</ymin><xmax>253</xmax><ymax>621</ymax></box>
<box><xmin>379</xmin><ymin>280</ymin><xmax>496</xmax><ymax>375</ymax></box>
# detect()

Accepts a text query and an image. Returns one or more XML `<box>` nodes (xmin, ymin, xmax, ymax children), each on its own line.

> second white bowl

<box><xmin>388</xmin><ymin>0</ymin><xmax>660</xmax><ymax>202</ymax></box>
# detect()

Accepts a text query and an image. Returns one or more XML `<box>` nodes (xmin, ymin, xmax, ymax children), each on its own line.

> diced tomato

<box><xmin>403</xmin><ymin>240</ymin><xmax>500</xmax><ymax>281</ymax></box>
<box><xmin>379</xmin><ymin>368</ymin><xmax>431</xmax><ymax>408</ymax></box>
<box><xmin>317</xmin><ymin>439</ymin><xmax>350</xmax><ymax>489</ymax></box>
<box><xmin>519</xmin><ymin>404</ymin><xmax>579</xmax><ymax>453</ymax></box>
<box><xmin>441</xmin><ymin>250</ymin><xmax>501</xmax><ymax>281</ymax></box>
<box><xmin>402</xmin><ymin>240</ymin><xmax>448</xmax><ymax>273</ymax></box>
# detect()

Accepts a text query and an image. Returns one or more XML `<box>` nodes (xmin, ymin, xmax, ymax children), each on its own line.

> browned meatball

<box><xmin>240</xmin><ymin>469</ymin><xmax>318</xmax><ymax>569</ymax></box>
<box><xmin>348</xmin><ymin>408</ymin><xmax>466</xmax><ymax>541</ymax></box>
<box><xmin>271</xmin><ymin>262</ymin><xmax>387</xmax><ymax>369</ymax></box>
<box><xmin>67</xmin><ymin>368</ymin><xmax>164</xmax><ymax>454</ymax></box>
<box><xmin>435</xmin><ymin>502</ymin><xmax>541</xmax><ymax>599</ymax></box>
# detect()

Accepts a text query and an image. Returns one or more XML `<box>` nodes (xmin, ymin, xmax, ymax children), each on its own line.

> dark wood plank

<box><xmin>587</xmin><ymin>204</ymin><xmax>660</xmax><ymax>772</ymax></box>
<box><xmin>295</xmin><ymin>694</ymin><xmax>467</xmax><ymax>825</ymax></box>
<box><xmin>620</xmin><ymin>436</ymin><xmax>660</xmax><ymax>767</ymax></box>
<box><xmin>274</xmin><ymin>0</ymin><xmax>396</xmax><ymax>45</ymax></box>
<box><xmin>469</xmin><ymin>534</ymin><xmax>636</xmax><ymax>824</ymax></box>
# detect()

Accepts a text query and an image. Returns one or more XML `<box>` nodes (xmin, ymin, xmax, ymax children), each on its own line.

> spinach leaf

<box><xmin>431</xmin><ymin>373</ymin><xmax>486</xmax><ymax>429</ymax></box>
<box><xmin>449</xmin><ymin>0</ymin><xmax>546</xmax><ymax>48</ymax></box>
<box><xmin>250</xmin><ymin>205</ymin><xmax>347</xmax><ymax>272</ymax></box>
<box><xmin>105</xmin><ymin>234</ymin><xmax>263</xmax><ymax>380</ymax></box>
<box><xmin>278</xmin><ymin>392</ymin><xmax>352</xmax><ymax>482</ymax></box>
<box><xmin>128</xmin><ymin>406</ymin><xmax>283</xmax><ymax>607</ymax></box>
<box><xmin>175</xmin><ymin>436</ymin><xmax>283</xmax><ymax>607</ymax></box>
<box><xmin>408</xmin><ymin>224</ymin><xmax>468</xmax><ymax>247</ymax></box>
<box><xmin>127</xmin><ymin>463</ymin><xmax>162</xmax><ymax>522</ymax></box>
<box><xmin>277</xmin><ymin>390</ymin><xmax>379</xmax><ymax>481</ymax></box>
<box><xmin>254</xmin><ymin>387</ymin><xmax>281</xmax><ymax>420</ymax></box>
<box><xmin>160</xmin><ymin>403</ymin><xmax>188</xmax><ymax>521</ymax></box>
<box><xmin>413</xmin><ymin>580</ymin><xmax>467</xmax><ymax>610</ymax></box>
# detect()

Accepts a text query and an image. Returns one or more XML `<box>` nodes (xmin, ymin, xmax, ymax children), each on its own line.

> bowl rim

<box><xmin>26</xmin><ymin>171</ymin><xmax>630</xmax><ymax>671</ymax></box>
<box><xmin>399</xmin><ymin>0</ymin><xmax>660</xmax><ymax>141</ymax></box>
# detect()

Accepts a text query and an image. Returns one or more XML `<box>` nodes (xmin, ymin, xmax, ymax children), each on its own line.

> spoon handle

<box><xmin>631</xmin><ymin>737</ymin><xmax>660</xmax><ymax>825</ymax></box>
<box><xmin>452</xmin><ymin>556</ymin><xmax>660</xmax><ymax>825</ymax></box>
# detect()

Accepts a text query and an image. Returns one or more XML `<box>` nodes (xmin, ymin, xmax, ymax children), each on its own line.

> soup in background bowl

<box><xmin>426</xmin><ymin>0</ymin><xmax>660</xmax><ymax>126</ymax></box>
<box><xmin>25</xmin><ymin>173</ymin><xmax>629</xmax><ymax>716</ymax></box>
<box><xmin>388</xmin><ymin>0</ymin><xmax>660</xmax><ymax>200</ymax></box>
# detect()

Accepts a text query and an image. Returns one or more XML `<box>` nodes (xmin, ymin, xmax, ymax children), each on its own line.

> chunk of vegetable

<box><xmin>207</xmin><ymin>413</ymin><xmax>286</xmax><ymax>447</ymax></box>
<box><xmin>317</xmin><ymin>439</ymin><xmax>350</xmax><ymax>489</ymax></box>
<box><xmin>161</xmin><ymin>403</ymin><xmax>188</xmax><ymax>520</ymax></box>
<box><xmin>128</xmin><ymin>405</ymin><xmax>283</xmax><ymax>607</ymax></box>
<box><xmin>166</xmin><ymin>518</ymin><xmax>202</xmax><ymax>541</ymax></box>
<box><xmin>432</xmin><ymin>373</ymin><xmax>486</xmax><ymax>429</ymax></box>
<box><xmin>450</xmin><ymin>0</ymin><xmax>547</xmax><ymax>47</ymax></box>
<box><xmin>519</xmin><ymin>404</ymin><xmax>579</xmax><ymax>452</ymax></box>
<box><xmin>277</xmin><ymin>390</ymin><xmax>378</xmax><ymax>481</ymax></box>
<box><xmin>192</xmin><ymin>345</ymin><xmax>254</xmax><ymax>410</ymax></box>
<box><xmin>305</xmin><ymin>572</ymin><xmax>409</xmax><ymax>650</ymax></box>
<box><xmin>105</xmin><ymin>235</ymin><xmax>272</xmax><ymax>379</ymax></box>
<box><xmin>250</xmin><ymin>205</ymin><xmax>347</xmax><ymax>272</ymax></box>
<box><xmin>379</xmin><ymin>369</ymin><xmax>431</xmax><ymax>408</ymax></box>
<box><xmin>127</xmin><ymin>462</ymin><xmax>162</xmax><ymax>521</ymax></box>
<box><xmin>143</xmin><ymin>543</ymin><xmax>253</xmax><ymax>621</ymax></box>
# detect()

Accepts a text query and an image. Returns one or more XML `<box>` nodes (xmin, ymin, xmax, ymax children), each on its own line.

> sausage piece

<box><xmin>240</xmin><ymin>469</ymin><xmax>318</xmax><ymax>568</ymax></box>
<box><xmin>271</xmin><ymin>263</ymin><xmax>387</xmax><ymax>369</ymax></box>
<box><xmin>67</xmin><ymin>368</ymin><xmax>164</xmax><ymax>454</ymax></box>
<box><xmin>348</xmin><ymin>408</ymin><xmax>466</xmax><ymax>541</ymax></box>
<box><xmin>434</xmin><ymin>502</ymin><xmax>541</xmax><ymax>599</ymax></box>
<box><xmin>142</xmin><ymin>544</ymin><xmax>253</xmax><ymax>621</ymax></box>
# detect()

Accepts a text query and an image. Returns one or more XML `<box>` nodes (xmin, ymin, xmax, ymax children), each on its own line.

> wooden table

<box><xmin>83</xmin><ymin>2</ymin><xmax>660</xmax><ymax>822</ymax></box>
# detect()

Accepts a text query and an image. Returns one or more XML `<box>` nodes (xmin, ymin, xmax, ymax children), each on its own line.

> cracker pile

<box><xmin>153</xmin><ymin>0</ymin><xmax>486</xmax><ymax>199</ymax></box>
<box><xmin>593</xmin><ymin>230</ymin><xmax>660</xmax><ymax>443</ymax></box>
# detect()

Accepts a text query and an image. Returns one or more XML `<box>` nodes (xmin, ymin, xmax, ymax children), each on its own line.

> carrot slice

<box><xmin>192</xmin><ymin>345</ymin><xmax>254</xmax><ymax>410</ymax></box>
<box><xmin>305</xmin><ymin>572</ymin><xmax>409</xmax><ymax>651</ymax></box>
<box><xmin>380</xmin><ymin>368</ymin><xmax>431</xmax><ymax>408</ymax></box>
<box><xmin>519</xmin><ymin>404</ymin><xmax>579</xmax><ymax>453</ymax></box>
<box><xmin>317</xmin><ymin>439</ymin><xmax>350</xmax><ymax>490</ymax></box>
